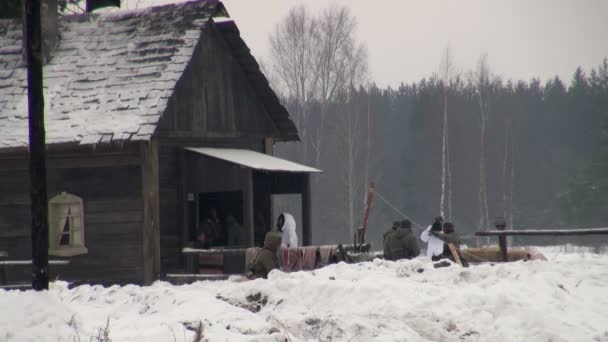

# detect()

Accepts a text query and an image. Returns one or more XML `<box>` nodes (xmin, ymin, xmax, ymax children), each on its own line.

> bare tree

<box><xmin>269</xmin><ymin>5</ymin><xmax>367</xmax><ymax>168</ymax></box>
<box><xmin>311</xmin><ymin>5</ymin><xmax>366</xmax><ymax>168</ymax></box>
<box><xmin>269</xmin><ymin>6</ymin><xmax>318</xmax><ymax>162</ymax></box>
<box><xmin>473</xmin><ymin>54</ymin><xmax>492</xmax><ymax>244</ymax></box>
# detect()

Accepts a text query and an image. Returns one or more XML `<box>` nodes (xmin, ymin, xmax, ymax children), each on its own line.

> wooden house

<box><xmin>0</xmin><ymin>0</ymin><xmax>320</xmax><ymax>285</ymax></box>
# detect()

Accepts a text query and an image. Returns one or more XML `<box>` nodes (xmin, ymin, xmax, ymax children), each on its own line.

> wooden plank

<box><xmin>475</xmin><ymin>228</ymin><xmax>608</xmax><ymax>236</ymax></box>
<box><xmin>0</xmin><ymin>260</ymin><xmax>70</xmax><ymax>265</ymax></box>
<box><xmin>447</xmin><ymin>243</ymin><xmax>463</xmax><ymax>266</ymax></box>
<box><xmin>141</xmin><ymin>140</ymin><xmax>161</xmax><ymax>285</ymax></box>
<box><xmin>0</xmin><ymin>284</ymin><xmax>32</xmax><ymax>290</ymax></box>
<box><xmin>85</xmin><ymin>199</ymin><xmax>142</xmax><ymax>213</ymax></box>
<box><xmin>497</xmin><ymin>225</ymin><xmax>508</xmax><ymax>262</ymax></box>
<box><xmin>85</xmin><ymin>210</ymin><xmax>143</xmax><ymax>224</ymax></box>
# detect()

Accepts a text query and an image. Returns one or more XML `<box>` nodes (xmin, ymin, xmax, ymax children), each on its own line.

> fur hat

<box><xmin>400</xmin><ymin>219</ymin><xmax>412</xmax><ymax>228</ymax></box>
<box><xmin>443</xmin><ymin>222</ymin><xmax>455</xmax><ymax>233</ymax></box>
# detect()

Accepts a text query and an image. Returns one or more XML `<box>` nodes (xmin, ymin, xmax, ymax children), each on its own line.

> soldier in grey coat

<box><xmin>383</xmin><ymin>221</ymin><xmax>400</xmax><ymax>259</ymax></box>
<box><xmin>384</xmin><ymin>220</ymin><xmax>420</xmax><ymax>260</ymax></box>
<box><xmin>247</xmin><ymin>232</ymin><xmax>281</xmax><ymax>279</ymax></box>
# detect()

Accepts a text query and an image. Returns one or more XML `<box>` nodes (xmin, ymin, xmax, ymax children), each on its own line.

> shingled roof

<box><xmin>0</xmin><ymin>0</ymin><xmax>298</xmax><ymax>150</ymax></box>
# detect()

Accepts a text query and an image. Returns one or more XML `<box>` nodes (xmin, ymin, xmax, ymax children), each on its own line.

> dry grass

<box><xmin>191</xmin><ymin>321</ymin><xmax>204</xmax><ymax>342</ymax></box>
<box><xmin>90</xmin><ymin>317</ymin><xmax>111</xmax><ymax>342</ymax></box>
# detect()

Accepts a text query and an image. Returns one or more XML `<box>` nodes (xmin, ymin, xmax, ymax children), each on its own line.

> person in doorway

<box><xmin>420</xmin><ymin>216</ymin><xmax>445</xmax><ymax>261</ymax></box>
<box><xmin>198</xmin><ymin>207</ymin><xmax>221</xmax><ymax>247</ymax></box>
<box><xmin>224</xmin><ymin>215</ymin><xmax>244</xmax><ymax>246</ymax></box>
<box><xmin>247</xmin><ymin>232</ymin><xmax>281</xmax><ymax>279</ymax></box>
<box><xmin>276</xmin><ymin>212</ymin><xmax>298</xmax><ymax>248</ymax></box>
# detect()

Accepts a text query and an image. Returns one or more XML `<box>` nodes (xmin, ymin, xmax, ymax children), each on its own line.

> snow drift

<box><xmin>1</xmin><ymin>247</ymin><xmax>607</xmax><ymax>341</ymax></box>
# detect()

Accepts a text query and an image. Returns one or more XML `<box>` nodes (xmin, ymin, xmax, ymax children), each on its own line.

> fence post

<box><xmin>495</xmin><ymin>217</ymin><xmax>508</xmax><ymax>262</ymax></box>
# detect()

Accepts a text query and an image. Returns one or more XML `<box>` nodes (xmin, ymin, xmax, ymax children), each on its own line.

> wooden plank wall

<box><xmin>156</xmin><ymin>23</ymin><xmax>277</xmax><ymax>140</ymax></box>
<box><xmin>0</xmin><ymin>149</ymin><xmax>145</xmax><ymax>285</ymax></box>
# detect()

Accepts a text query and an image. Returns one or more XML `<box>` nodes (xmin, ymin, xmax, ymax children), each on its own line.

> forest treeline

<box><xmin>276</xmin><ymin>59</ymin><xmax>608</xmax><ymax>248</ymax></box>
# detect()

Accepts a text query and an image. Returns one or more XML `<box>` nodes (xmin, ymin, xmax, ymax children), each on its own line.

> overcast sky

<box><xmin>129</xmin><ymin>0</ymin><xmax>608</xmax><ymax>88</ymax></box>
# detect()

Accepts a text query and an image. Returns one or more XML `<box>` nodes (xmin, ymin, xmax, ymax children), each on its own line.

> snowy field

<box><xmin>1</xmin><ymin>246</ymin><xmax>608</xmax><ymax>342</ymax></box>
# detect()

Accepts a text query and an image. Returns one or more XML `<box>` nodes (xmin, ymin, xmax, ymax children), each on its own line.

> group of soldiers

<box><xmin>247</xmin><ymin>215</ymin><xmax>464</xmax><ymax>279</ymax></box>
<box><xmin>383</xmin><ymin>216</ymin><xmax>462</xmax><ymax>262</ymax></box>
<box><xmin>194</xmin><ymin>208</ymin><xmax>246</xmax><ymax>248</ymax></box>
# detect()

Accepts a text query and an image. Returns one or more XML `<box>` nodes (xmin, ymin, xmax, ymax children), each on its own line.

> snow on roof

<box><xmin>185</xmin><ymin>147</ymin><xmax>322</xmax><ymax>173</ymax></box>
<box><xmin>0</xmin><ymin>1</ymin><xmax>248</xmax><ymax>149</ymax></box>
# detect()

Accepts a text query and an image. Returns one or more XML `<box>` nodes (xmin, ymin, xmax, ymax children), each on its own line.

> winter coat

<box><xmin>420</xmin><ymin>225</ymin><xmax>444</xmax><ymax>259</ymax></box>
<box><xmin>386</xmin><ymin>227</ymin><xmax>420</xmax><ymax>260</ymax></box>
<box><xmin>249</xmin><ymin>232</ymin><xmax>281</xmax><ymax>279</ymax></box>
<box><xmin>279</xmin><ymin>213</ymin><xmax>298</xmax><ymax>248</ymax></box>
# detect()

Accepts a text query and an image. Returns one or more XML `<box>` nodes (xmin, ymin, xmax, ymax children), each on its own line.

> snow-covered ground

<box><xmin>1</xmin><ymin>247</ymin><xmax>608</xmax><ymax>342</ymax></box>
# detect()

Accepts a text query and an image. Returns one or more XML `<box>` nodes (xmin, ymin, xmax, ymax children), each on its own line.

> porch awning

<box><xmin>185</xmin><ymin>147</ymin><xmax>322</xmax><ymax>173</ymax></box>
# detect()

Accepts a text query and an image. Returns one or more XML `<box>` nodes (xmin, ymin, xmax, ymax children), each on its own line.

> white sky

<box><xmin>125</xmin><ymin>0</ymin><xmax>608</xmax><ymax>88</ymax></box>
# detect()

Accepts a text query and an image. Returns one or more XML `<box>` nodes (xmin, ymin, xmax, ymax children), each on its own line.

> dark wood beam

<box><xmin>301</xmin><ymin>174</ymin><xmax>312</xmax><ymax>246</ymax></box>
<box><xmin>141</xmin><ymin>140</ymin><xmax>161</xmax><ymax>284</ymax></box>
<box><xmin>25</xmin><ymin>0</ymin><xmax>49</xmax><ymax>291</ymax></box>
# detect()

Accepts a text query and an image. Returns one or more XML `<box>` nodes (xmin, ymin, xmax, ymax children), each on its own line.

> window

<box><xmin>48</xmin><ymin>192</ymin><xmax>88</xmax><ymax>257</ymax></box>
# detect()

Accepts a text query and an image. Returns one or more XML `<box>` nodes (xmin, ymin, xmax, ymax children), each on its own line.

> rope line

<box><xmin>374</xmin><ymin>190</ymin><xmax>426</xmax><ymax>231</ymax></box>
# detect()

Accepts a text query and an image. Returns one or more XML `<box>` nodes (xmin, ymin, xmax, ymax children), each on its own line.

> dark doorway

<box><xmin>198</xmin><ymin>191</ymin><xmax>243</xmax><ymax>245</ymax></box>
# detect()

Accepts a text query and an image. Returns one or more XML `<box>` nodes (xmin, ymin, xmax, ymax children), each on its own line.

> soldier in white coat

<box><xmin>420</xmin><ymin>216</ymin><xmax>445</xmax><ymax>260</ymax></box>
<box><xmin>276</xmin><ymin>212</ymin><xmax>298</xmax><ymax>248</ymax></box>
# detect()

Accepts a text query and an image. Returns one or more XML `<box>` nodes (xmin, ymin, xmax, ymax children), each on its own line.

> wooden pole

<box><xmin>24</xmin><ymin>0</ymin><xmax>49</xmax><ymax>291</ymax></box>
<box><xmin>497</xmin><ymin>224</ymin><xmax>508</xmax><ymax>262</ymax></box>
<box><xmin>301</xmin><ymin>174</ymin><xmax>312</xmax><ymax>246</ymax></box>
<box><xmin>357</xmin><ymin>182</ymin><xmax>376</xmax><ymax>245</ymax></box>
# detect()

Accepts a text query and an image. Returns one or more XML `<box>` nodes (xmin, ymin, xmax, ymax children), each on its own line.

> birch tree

<box><xmin>336</xmin><ymin>46</ymin><xmax>368</xmax><ymax>239</ymax></box>
<box><xmin>439</xmin><ymin>46</ymin><xmax>454</xmax><ymax>220</ymax></box>
<box><xmin>473</xmin><ymin>54</ymin><xmax>492</xmax><ymax>244</ymax></box>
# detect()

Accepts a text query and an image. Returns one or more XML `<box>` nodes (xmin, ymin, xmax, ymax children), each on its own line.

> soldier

<box><xmin>386</xmin><ymin>219</ymin><xmax>420</xmax><ymax>260</ymax></box>
<box><xmin>421</xmin><ymin>216</ymin><xmax>445</xmax><ymax>261</ymax></box>
<box><xmin>198</xmin><ymin>207</ymin><xmax>221</xmax><ymax>247</ymax></box>
<box><xmin>247</xmin><ymin>232</ymin><xmax>282</xmax><ymax>279</ymax></box>
<box><xmin>383</xmin><ymin>221</ymin><xmax>399</xmax><ymax>259</ymax></box>
<box><xmin>224</xmin><ymin>215</ymin><xmax>244</xmax><ymax>246</ymax></box>
<box><xmin>277</xmin><ymin>212</ymin><xmax>298</xmax><ymax>248</ymax></box>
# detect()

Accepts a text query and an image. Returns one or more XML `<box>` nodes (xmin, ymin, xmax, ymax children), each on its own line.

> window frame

<box><xmin>48</xmin><ymin>192</ymin><xmax>88</xmax><ymax>257</ymax></box>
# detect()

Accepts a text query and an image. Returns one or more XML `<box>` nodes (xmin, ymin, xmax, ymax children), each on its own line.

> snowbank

<box><xmin>1</xmin><ymin>248</ymin><xmax>608</xmax><ymax>341</ymax></box>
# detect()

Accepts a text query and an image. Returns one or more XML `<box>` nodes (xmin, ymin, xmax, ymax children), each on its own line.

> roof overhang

<box><xmin>185</xmin><ymin>147</ymin><xmax>322</xmax><ymax>173</ymax></box>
